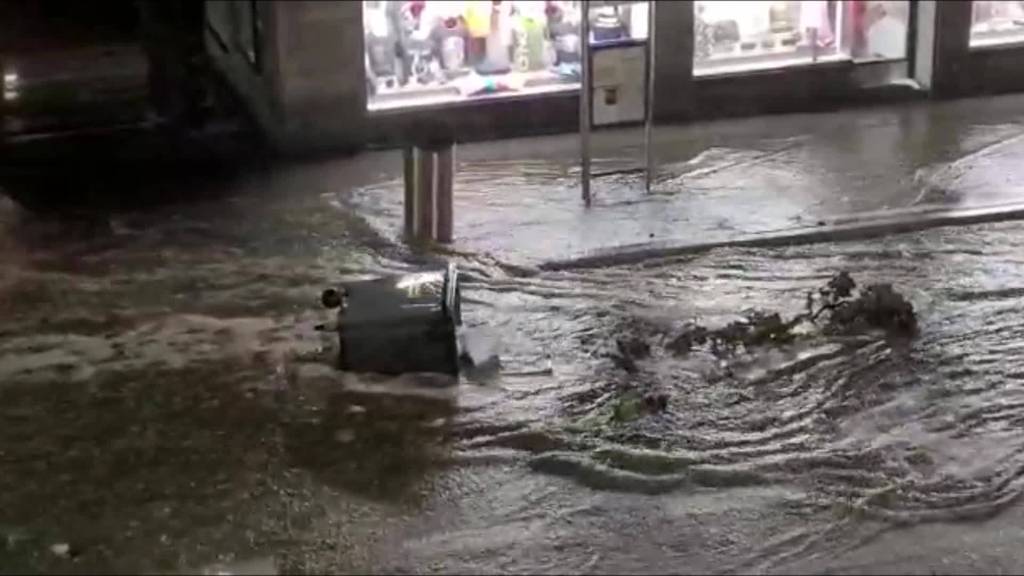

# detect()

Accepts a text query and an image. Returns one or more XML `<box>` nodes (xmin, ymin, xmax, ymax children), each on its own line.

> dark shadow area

<box><xmin>0</xmin><ymin>0</ymin><xmax>270</xmax><ymax>216</ymax></box>
<box><xmin>0</xmin><ymin>122</ymin><xmax>269</xmax><ymax>215</ymax></box>
<box><xmin>0</xmin><ymin>361</ymin><xmax>286</xmax><ymax>574</ymax></box>
<box><xmin>0</xmin><ymin>1</ymin><xmax>140</xmax><ymax>52</ymax></box>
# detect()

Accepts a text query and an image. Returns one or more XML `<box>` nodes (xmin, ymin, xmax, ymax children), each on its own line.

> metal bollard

<box><xmin>403</xmin><ymin>142</ymin><xmax>455</xmax><ymax>243</ymax></box>
<box><xmin>416</xmin><ymin>146</ymin><xmax>436</xmax><ymax>240</ymax></box>
<box><xmin>435</xmin><ymin>144</ymin><xmax>455</xmax><ymax>243</ymax></box>
<box><xmin>403</xmin><ymin>147</ymin><xmax>416</xmax><ymax>237</ymax></box>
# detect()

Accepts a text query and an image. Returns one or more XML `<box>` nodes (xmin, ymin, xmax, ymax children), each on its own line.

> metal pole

<box><xmin>435</xmin><ymin>143</ymin><xmax>455</xmax><ymax>243</ymax></box>
<box><xmin>580</xmin><ymin>0</ymin><xmax>592</xmax><ymax>207</ymax></box>
<box><xmin>644</xmin><ymin>0</ymin><xmax>656</xmax><ymax>194</ymax></box>
<box><xmin>906</xmin><ymin>0</ymin><xmax>919</xmax><ymax>79</ymax></box>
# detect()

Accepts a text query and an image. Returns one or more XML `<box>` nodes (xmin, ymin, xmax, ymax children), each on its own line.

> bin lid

<box><xmin>342</xmin><ymin>270</ymin><xmax>447</xmax><ymax>327</ymax></box>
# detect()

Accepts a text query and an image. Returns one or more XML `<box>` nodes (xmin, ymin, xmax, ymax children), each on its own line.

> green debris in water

<box><xmin>666</xmin><ymin>271</ymin><xmax>917</xmax><ymax>358</ymax></box>
<box><xmin>612</xmin><ymin>391</ymin><xmax>644</xmax><ymax>423</ymax></box>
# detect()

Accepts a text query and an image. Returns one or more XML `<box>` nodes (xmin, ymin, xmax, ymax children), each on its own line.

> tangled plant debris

<box><xmin>597</xmin><ymin>272</ymin><xmax>918</xmax><ymax>424</ymax></box>
<box><xmin>808</xmin><ymin>271</ymin><xmax>918</xmax><ymax>337</ymax></box>
<box><xmin>661</xmin><ymin>271</ymin><xmax>918</xmax><ymax>360</ymax></box>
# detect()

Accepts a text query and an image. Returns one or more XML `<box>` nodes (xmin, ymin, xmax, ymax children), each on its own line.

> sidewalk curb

<box><xmin>538</xmin><ymin>201</ymin><xmax>1024</xmax><ymax>271</ymax></box>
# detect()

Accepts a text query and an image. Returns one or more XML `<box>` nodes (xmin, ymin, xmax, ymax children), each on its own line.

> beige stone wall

<box><xmin>273</xmin><ymin>1</ymin><xmax>368</xmax><ymax>152</ymax></box>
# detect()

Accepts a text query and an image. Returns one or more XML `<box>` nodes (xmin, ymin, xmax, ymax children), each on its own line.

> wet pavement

<box><xmin>3</xmin><ymin>94</ymin><xmax>1024</xmax><ymax>574</ymax></box>
<box><xmin>352</xmin><ymin>92</ymin><xmax>1024</xmax><ymax>267</ymax></box>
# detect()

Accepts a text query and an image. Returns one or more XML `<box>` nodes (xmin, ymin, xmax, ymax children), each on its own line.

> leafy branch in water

<box><xmin>662</xmin><ymin>271</ymin><xmax>917</xmax><ymax>359</ymax></box>
<box><xmin>807</xmin><ymin>272</ymin><xmax>918</xmax><ymax>337</ymax></box>
<box><xmin>597</xmin><ymin>272</ymin><xmax>917</xmax><ymax>422</ymax></box>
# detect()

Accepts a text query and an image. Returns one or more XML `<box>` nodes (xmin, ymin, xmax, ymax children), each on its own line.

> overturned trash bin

<box><xmin>321</xmin><ymin>262</ymin><xmax>462</xmax><ymax>376</ymax></box>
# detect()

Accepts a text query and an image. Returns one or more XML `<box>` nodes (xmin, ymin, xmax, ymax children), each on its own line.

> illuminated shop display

<box><xmin>363</xmin><ymin>1</ymin><xmax>648</xmax><ymax>111</ymax></box>
<box><xmin>694</xmin><ymin>1</ymin><xmax>910</xmax><ymax>75</ymax></box>
<box><xmin>694</xmin><ymin>1</ymin><xmax>842</xmax><ymax>75</ymax></box>
<box><xmin>971</xmin><ymin>0</ymin><xmax>1024</xmax><ymax>47</ymax></box>
<box><xmin>848</xmin><ymin>1</ymin><xmax>909</xmax><ymax>61</ymax></box>
<box><xmin>360</xmin><ymin>1</ymin><xmax>1022</xmax><ymax>113</ymax></box>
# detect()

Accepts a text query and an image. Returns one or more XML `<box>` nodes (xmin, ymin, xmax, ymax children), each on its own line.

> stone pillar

<box><xmin>275</xmin><ymin>1</ymin><xmax>369</xmax><ymax>152</ymax></box>
<box><xmin>651</xmin><ymin>0</ymin><xmax>694</xmax><ymax>123</ymax></box>
<box><xmin>928</xmin><ymin>0</ymin><xmax>973</xmax><ymax>98</ymax></box>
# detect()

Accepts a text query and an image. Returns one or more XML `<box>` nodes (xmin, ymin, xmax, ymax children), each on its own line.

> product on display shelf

<box><xmin>769</xmin><ymin>2</ymin><xmax>795</xmax><ymax>34</ymax></box>
<box><xmin>592</xmin><ymin>6</ymin><xmax>627</xmax><ymax>42</ymax></box>
<box><xmin>465</xmin><ymin>1</ymin><xmax>491</xmax><ymax>38</ymax></box>
<box><xmin>799</xmin><ymin>0</ymin><xmax>834</xmax><ymax>48</ymax></box>
<box><xmin>514</xmin><ymin>14</ymin><xmax>546</xmax><ymax>71</ymax></box>
<box><xmin>542</xmin><ymin>37</ymin><xmax>558</xmax><ymax>69</ymax></box>
<box><xmin>432</xmin><ymin>16</ymin><xmax>468</xmax><ymax>73</ymax></box>
<box><xmin>846</xmin><ymin>1</ymin><xmax>909</xmax><ymax>60</ymax></box>
<box><xmin>478</xmin><ymin>1</ymin><xmax>513</xmax><ymax>75</ymax></box>
<box><xmin>546</xmin><ymin>0</ymin><xmax>581</xmax><ymax>65</ymax></box>
<box><xmin>404</xmin><ymin>1</ymin><xmax>446</xmax><ymax>85</ymax></box>
<box><xmin>364</xmin><ymin>2</ymin><xmax>402</xmax><ymax>93</ymax></box>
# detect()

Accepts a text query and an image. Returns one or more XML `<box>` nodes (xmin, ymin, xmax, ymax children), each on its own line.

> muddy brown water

<box><xmin>4</xmin><ymin>129</ymin><xmax>1024</xmax><ymax>574</ymax></box>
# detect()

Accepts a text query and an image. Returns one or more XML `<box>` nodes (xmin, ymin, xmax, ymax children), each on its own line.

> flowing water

<box><xmin>5</xmin><ymin>118</ymin><xmax>1024</xmax><ymax>574</ymax></box>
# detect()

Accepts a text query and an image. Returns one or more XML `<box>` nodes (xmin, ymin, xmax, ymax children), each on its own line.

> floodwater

<box><xmin>5</xmin><ymin>122</ymin><xmax>1024</xmax><ymax>575</ymax></box>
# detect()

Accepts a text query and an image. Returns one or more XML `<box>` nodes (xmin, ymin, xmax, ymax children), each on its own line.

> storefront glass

<box><xmin>694</xmin><ymin>1</ymin><xmax>842</xmax><ymax>75</ymax></box>
<box><xmin>693</xmin><ymin>1</ymin><xmax>909</xmax><ymax>75</ymax></box>
<box><xmin>848</xmin><ymin>1</ymin><xmax>909</xmax><ymax>61</ymax></box>
<box><xmin>971</xmin><ymin>1</ymin><xmax>1024</xmax><ymax>47</ymax></box>
<box><xmin>365</xmin><ymin>1</ymin><xmax>648</xmax><ymax>111</ymax></box>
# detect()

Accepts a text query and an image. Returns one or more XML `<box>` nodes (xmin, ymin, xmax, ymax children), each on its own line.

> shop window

<box><xmin>694</xmin><ymin>1</ymin><xmax>843</xmax><ymax>76</ymax></box>
<box><xmin>970</xmin><ymin>0</ymin><xmax>1024</xmax><ymax>48</ymax></box>
<box><xmin>364</xmin><ymin>1</ymin><xmax>645</xmax><ymax>111</ymax></box>
<box><xmin>693</xmin><ymin>1</ymin><xmax>911</xmax><ymax>75</ymax></box>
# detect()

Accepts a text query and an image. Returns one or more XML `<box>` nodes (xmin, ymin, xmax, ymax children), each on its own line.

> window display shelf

<box><xmin>970</xmin><ymin>23</ymin><xmax>1024</xmax><ymax>48</ymax></box>
<box><xmin>368</xmin><ymin>69</ymin><xmax>579</xmax><ymax>112</ymax></box>
<box><xmin>696</xmin><ymin>52</ymin><xmax>849</xmax><ymax>78</ymax></box>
